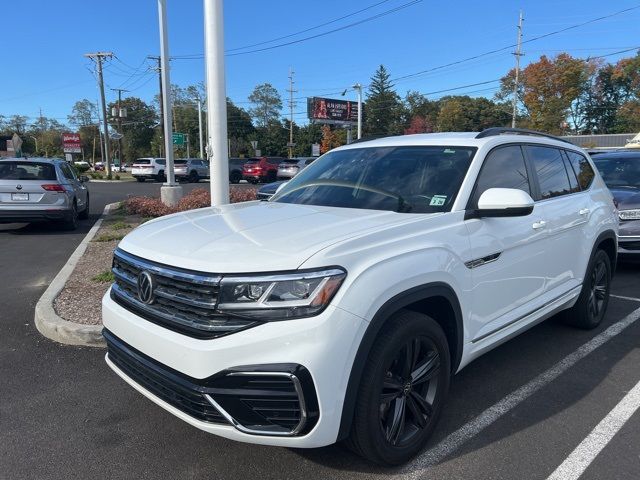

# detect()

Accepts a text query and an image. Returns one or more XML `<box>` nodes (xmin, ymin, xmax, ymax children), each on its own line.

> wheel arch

<box><xmin>336</xmin><ymin>282</ymin><xmax>463</xmax><ymax>441</ymax></box>
<box><xmin>592</xmin><ymin>229</ymin><xmax>618</xmax><ymax>276</ymax></box>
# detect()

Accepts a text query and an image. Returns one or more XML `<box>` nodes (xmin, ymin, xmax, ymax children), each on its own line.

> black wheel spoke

<box><xmin>402</xmin><ymin>340</ymin><xmax>417</xmax><ymax>379</ymax></box>
<box><xmin>410</xmin><ymin>390</ymin><xmax>434</xmax><ymax>418</ymax></box>
<box><xmin>595</xmin><ymin>285</ymin><xmax>607</xmax><ymax>300</ymax></box>
<box><xmin>386</xmin><ymin>397</ymin><xmax>406</xmax><ymax>445</ymax></box>
<box><xmin>406</xmin><ymin>395</ymin><xmax>427</xmax><ymax>429</ymax></box>
<box><xmin>411</xmin><ymin>352</ymin><xmax>440</xmax><ymax>385</ymax></box>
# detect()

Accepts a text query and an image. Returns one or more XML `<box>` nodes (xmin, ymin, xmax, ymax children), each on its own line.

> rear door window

<box><xmin>470</xmin><ymin>145</ymin><xmax>531</xmax><ymax>207</ymax></box>
<box><xmin>60</xmin><ymin>163</ymin><xmax>76</xmax><ymax>181</ymax></box>
<box><xmin>565</xmin><ymin>151</ymin><xmax>595</xmax><ymax>190</ymax></box>
<box><xmin>0</xmin><ymin>162</ymin><xmax>57</xmax><ymax>180</ymax></box>
<box><xmin>134</xmin><ymin>159</ymin><xmax>151</xmax><ymax>165</ymax></box>
<box><xmin>526</xmin><ymin>146</ymin><xmax>572</xmax><ymax>199</ymax></box>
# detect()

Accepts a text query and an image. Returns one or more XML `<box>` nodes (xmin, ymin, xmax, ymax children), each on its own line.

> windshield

<box><xmin>271</xmin><ymin>146</ymin><xmax>476</xmax><ymax>213</ymax></box>
<box><xmin>0</xmin><ymin>162</ymin><xmax>57</xmax><ymax>180</ymax></box>
<box><xmin>594</xmin><ymin>156</ymin><xmax>640</xmax><ymax>188</ymax></box>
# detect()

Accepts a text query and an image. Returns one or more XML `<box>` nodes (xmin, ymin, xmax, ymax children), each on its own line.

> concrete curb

<box><xmin>34</xmin><ymin>201</ymin><xmax>122</xmax><ymax>348</ymax></box>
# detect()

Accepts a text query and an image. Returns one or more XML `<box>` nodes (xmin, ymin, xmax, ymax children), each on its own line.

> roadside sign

<box><xmin>311</xmin><ymin>143</ymin><xmax>320</xmax><ymax>156</ymax></box>
<box><xmin>62</xmin><ymin>132</ymin><xmax>81</xmax><ymax>153</ymax></box>
<box><xmin>250</xmin><ymin>140</ymin><xmax>258</xmax><ymax>149</ymax></box>
<box><xmin>254</xmin><ymin>149</ymin><xmax>261</xmax><ymax>157</ymax></box>
<box><xmin>172</xmin><ymin>133</ymin><xmax>185</xmax><ymax>145</ymax></box>
<box><xmin>286</xmin><ymin>142</ymin><xmax>296</xmax><ymax>148</ymax></box>
<box><xmin>65</xmin><ymin>153</ymin><xmax>73</xmax><ymax>163</ymax></box>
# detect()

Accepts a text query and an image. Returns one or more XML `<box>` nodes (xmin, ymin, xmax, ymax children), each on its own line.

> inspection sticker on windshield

<box><xmin>430</xmin><ymin>195</ymin><xmax>447</xmax><ymax>206</ymax></box>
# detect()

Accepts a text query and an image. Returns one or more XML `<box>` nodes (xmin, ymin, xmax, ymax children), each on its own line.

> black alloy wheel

<box><xmin>380</xmin><ymin>337</ymin><xmax>440</xmax><ymax>447</ymax></box>
<box><xmin>347</xmin><ymin>310</ymin><xmax>450</xmax><ymax>465</ymax></box>
<box><xmin>587</xmin><ymin>253</ymin><xmax>609</xmax><ymax>325</ymax></box>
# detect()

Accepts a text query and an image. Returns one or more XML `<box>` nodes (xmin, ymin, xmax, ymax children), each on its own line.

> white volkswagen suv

<box><xmin>103</xmin><ymin>128</ymin><xmax>618</xmax><ymax>465</ymax></box>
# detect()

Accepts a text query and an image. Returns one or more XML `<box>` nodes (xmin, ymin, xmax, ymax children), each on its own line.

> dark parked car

<box><xmin>256</xmin><ymin>180</ymin><xmax>286</xmax><ymax>200</ymax></box>
<box><xmin>593</xmin><ymin>151</ymin><xmax>640</xmax><ymax>257</ymax></box>
<box><xmin>242</xmin><ymin>156</ymin><xmax>285</xmax><ymax>183</ymax></box>
<box><xmin>229</xmin><ymin>157</ymin><xmax>247</xmax><ymax>184</ymax></box>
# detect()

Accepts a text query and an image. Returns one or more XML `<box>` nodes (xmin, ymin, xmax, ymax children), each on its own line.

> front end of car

<box><xmin>617</xmin><ymin>207</ymin><xmax>640</xmax><ymax>256</ymax></box>
<box><xmin>102</xmin><ymin>246</ymin><xmax>363</xmax><ymax>447</ymax></box>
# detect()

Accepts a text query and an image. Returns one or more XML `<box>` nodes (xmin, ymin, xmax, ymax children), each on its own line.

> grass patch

<box><xmin>109</xmin><ymin>221</ymin><xmax>131</xmax><ymax>231</ymax></box>
<box><xmin>93</xmin><ymin>232</ymin><xmax>126</xmax><ymax>242</ymax></box>
<box><xmin>92</xmin><ymin>270</ymin><xmax>115</xmax><ymax>283</ymax></box>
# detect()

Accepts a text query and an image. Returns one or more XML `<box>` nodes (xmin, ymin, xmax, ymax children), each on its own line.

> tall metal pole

<box><xmin>287</xmin><ymin>68</ymin><xmax>296</xmax><ymax>158</ymax></box>
<box><xmin>148</xmin><ymin>56</ymin><xmax>164</xmax><ymax>156</ymax></box>
<box><xmin>197</xmin><ymin>99</ymin><xmax>204</xmax><ymax>158</ymax></box>
<box><xmin>352</xmin><ymin>83</ymin><xmax>362</xmax><ymax>139</ymax></box>
<box><xmin>511</xmin><ymin>11</ymin><xmax>524</xmax><ymax>129</ymax></box>
<box><xmin>186</xmin><ymin>134</ymin><xmax>190</xmax><ymax>158</ymax></box>
<box><xmin>204</xmin><ymin>0</ymin><xmax>229</xmax><ymax>205</ymax></box>
<box><xmin>111</xmin><ymin>88</ymin><xmax>129</xmax><ymax>165</ymax></box>
<box><xmin>157</xmin><ymin>0</ymin><xmax>182</xmax><ymax>205</ymax></box>
<box><xmin>85</xmin><ymin>52</ymin><xmax>113</xmax><ymax>178</ymax></box>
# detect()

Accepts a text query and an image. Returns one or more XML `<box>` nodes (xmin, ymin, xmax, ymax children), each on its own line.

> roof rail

<box><xmin>476</xmin><ymin>127</ymin><xmax>574</xmax><ymax>145</ymax></box>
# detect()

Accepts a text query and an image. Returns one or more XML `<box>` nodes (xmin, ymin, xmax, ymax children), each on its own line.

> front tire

<box><xmin>189</xmin><ymin>170</ymin><xmax>199</xmax><ymax>183</ymax></box>
<box><xmin>347</xmin><ymin>310</ymin><xmax>450</xmax><ymax>465</ymax></box>
<box><xmin>562</xmin><ymin>249</ymin><xmax>611</xmax><ymax>329</ymax></box>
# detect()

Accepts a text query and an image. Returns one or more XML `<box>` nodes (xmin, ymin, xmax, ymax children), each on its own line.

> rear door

<box><xmin>524</xmin><ymin>145</ymin><xmax>587</xmax><ymax>296</ymax></box>
<box><xmin>59</xmin><ymin>162</ymin><xmax>88</xmax><ymax>210</ymax></box>
<box><xmin>465</xmin><ymin>144</ymin><xmax>549</xmax><ymax>340</ymax></box>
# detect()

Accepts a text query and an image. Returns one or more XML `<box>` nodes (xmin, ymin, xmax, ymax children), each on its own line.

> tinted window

<box><xmin>273</xmin><ymin>146</ymin><xmax>476</xmax><ymax>213</ymax></box>
<box><xmin>562</xmin><ymin>152</ymin><xmax>580</xmax><ymax>193</ymax></box>
<box><xmin>0</xmin><ymin>162</ymin><xmax>57</xmax><ymax>180</ymax></box>
<box><xmin>566</xmin><ymin>151</ymin><xmax>595</xmax><ymax>190</ymax></box>
<box><xmin>156</xmin><ymin>159</ymin><xmax>166</xmax><ymax>165</ymax></box>
<box><xmin>305</xmin><ymin>158</ymin><xmax>316</xmax><ymax>165</ymax></box>
<box><xmin>134</xmin><ymin>159</ymin><xmax>151</xmax><ymax>165</ymax></box>
<box><xmin>60</xmin><ymin>163</ymin><xmax>76</xmax><ymax>180</ymax></box>
<box><xmin>267</xmin><ymin>157</ymin><xmax>283</xmax><ymax>165</ymax></box>
<box><xmin>174</xmin><ymin>160</ymin><xmax>187</xmax><ymax>165</ymax></box>
<box><xmin>594</xmin><ymin>156</ymin><xmax>640</xmax><ymax>188</ymax></box>
<box><xmin>471</xmin><ymin>145</ymin><xmax>530</xmax><ymax>207</ymax></box>
<box><xmin>527</xmin><ymin>146</ymin><xmax>572</xmax><ymax>199</ymax></box>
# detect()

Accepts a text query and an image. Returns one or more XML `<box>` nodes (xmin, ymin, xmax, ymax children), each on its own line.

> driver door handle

<box><xmin>532</xmin><ymin>220</ymin><xmax>546</xmax><ymax>230</ymax></box>
<box><xmin>579</xmin><ymin>208</ymin><xmax>590</xmax><ymax>216</ymax></box>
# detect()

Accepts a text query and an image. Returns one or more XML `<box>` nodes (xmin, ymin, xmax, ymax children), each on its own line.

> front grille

<box><xmin>104</xmin><ymin>329</ymin><xmax>228</xmax><ymax>424</ymax></box>
<box><xmin>620</xmin><ymin>241</ymin><xmax>640</xmax><ymax>251</ymax></box>
<box><xmin>111</xmin><ymin>249</ymin><xmax>259</xmax><ymax>338</ymax></box>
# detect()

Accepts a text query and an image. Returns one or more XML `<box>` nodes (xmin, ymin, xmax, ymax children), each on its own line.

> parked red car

<box><xmin>242</xmin><ymin>156</ymin><xmax>285</xmax><ymax>183</ymax></box>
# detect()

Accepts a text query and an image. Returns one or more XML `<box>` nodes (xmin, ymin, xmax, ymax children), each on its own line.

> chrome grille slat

<box><xmin>111</xmin><ymin>249</ymin><xmax>258</xmax><ymax>338</ymax></box>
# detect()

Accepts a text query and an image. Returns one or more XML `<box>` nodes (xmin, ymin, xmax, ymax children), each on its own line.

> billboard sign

<box><xmin>307</xmin><ymin>97</ymin><xmax>358</xmax><ymax>124</ymax></box>
<box><xmin>62</xmin><ymin>132</ymin><xmax>81</xmax><ymax>153</ymax></box>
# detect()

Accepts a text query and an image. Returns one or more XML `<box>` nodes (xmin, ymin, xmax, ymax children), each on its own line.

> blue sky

<box><xmin>2</xmin><ymin>0</ymin><xmax>639</xmax><ymax>127</ymax></box>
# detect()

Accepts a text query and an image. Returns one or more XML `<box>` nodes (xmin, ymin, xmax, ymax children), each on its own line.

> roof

<box><xmin>336</xmin><ymin>131</ymin><xmax>580</xmax><ymax>151</ymax></box>
<box><xmin>0</xmin><ymin>157</ymin><xmax>64</xmax><ymax>163</ymax></box>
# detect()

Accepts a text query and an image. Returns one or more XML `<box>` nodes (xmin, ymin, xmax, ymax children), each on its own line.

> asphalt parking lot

<box><xmin>1</xmin><ymin>181</ymin><xmax>639</xmax><ymax>480</ymax></box>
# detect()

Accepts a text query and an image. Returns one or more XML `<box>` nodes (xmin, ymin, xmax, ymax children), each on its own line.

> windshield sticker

<box><xmin>430</xmin><ymin>195</ymin><xmax>447</xmax><ymax>206</ymax></box>
<box><xmin>444</xmin><ymin>149</ymin><xmax>456</xmax><ymax>154</ymax></box>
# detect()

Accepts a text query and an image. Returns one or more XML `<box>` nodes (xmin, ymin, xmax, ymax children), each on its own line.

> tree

<box><xmin>404</xmin><ymin>115</ymin><xmax>433</xmax><ymax>134</ymax></box>
<box><xmin>498</xmin><ymin>53</ymin><xmax>589</xmax><ymax>134</ymax></box>
<box><xmin>404</xmin><ymin>91</ymin><xmax>439</xmax><ymax>131</ymax></box>
<box><xmin>68</xmin><ymin>99</ymin><xmax>98</xmax><ymax>128</ymax></box>
<box><xmin>227</xmin><ymin>98</ymin><xmax>255</xmax><ymax>156</ymax></box>
<box><xmin>6</xmin><ymin>115</ymin><xmax>28</xmax><ymax>135</ymax></box>
<box><xmin>364</xmin><ymin>65</ymin><xmax>404</xmax><ymax>136</ymax></box>
<box><xmin>320</xmin><ymin>125</ymin><xmax>343</xmax><ymax>153</ymax></box>
<box><xmin>107</xmin><ymin>97</ymin><xmax>157</xmax><ymax>162</ymax></box>
<box><xmin>293</xmin><ymin>123</ymin><xmax>323</xmax><ymax>157</ymax></box>
<box><xmin>252</xmin><ymin>120</ymin><xmax>289</xmax><ymax>156</ymax></box>
<box><xmin>436</xmin><ymin>96</ymin><xmax>509</xmax><ymax>131</ymax></box>
<box><xmin>248</xmin><ymin>83</ymin><xmax>282</xmax><ymax>128</ymax></box>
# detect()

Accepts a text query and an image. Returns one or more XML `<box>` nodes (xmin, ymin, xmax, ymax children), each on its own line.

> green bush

<box><xmin>92</xmin><ymin>271</ymin><xmax>115</xmax><ymax>283</ymax></box>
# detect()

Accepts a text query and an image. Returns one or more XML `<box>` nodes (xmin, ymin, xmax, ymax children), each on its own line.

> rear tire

<box><xmin>230</xmin><ymin>171</ymin><xmax>241</xmax><ymax>184</ymax></box>
<box><xmin>78</xmin><ymin>194</ymin><xmax>90</xmax><ymax>220</ymax></box>
<box><xmin>561</xmin><ymin>249</ymin><xmax>611</xmax><ymax>329</ymax></box>
<box><xmin>156</xmin><ymin>170</ymin><xmax>165</xmax><ymax>182</ymax></box>
<box><xmin>62</xmin><ymin>202</ymin><xmax>79</xmax><ymax>231</ymax></box>
<box><xmin>347</xmin><ymin>310</ymin><xmax>450</xmax><ymax>465</ymax></box>
<box><xmin>189</xmin><ymin>171</ymin><xmax>199</xmax><ymax>183</ymax></box>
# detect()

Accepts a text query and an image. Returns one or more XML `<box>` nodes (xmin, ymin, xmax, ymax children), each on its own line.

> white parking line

<box><xmin>547</xmin><ymin>379</ymin><xmax>640</xmax><ymax>480</ymax></box>
<box><xmin>400</xmin><ymin>305</ymin><xmax>640</xmax><ymax>478</ymax></box>
<box><xmin>610</xmin><ymin>294</ymin><xmax>640</xmax><ymax>303</ymax></box>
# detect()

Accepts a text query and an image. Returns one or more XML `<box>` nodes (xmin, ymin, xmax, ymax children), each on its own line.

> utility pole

<box><xmin>204</xmin><ymin>0</ymin><xmax>229</xmax><ymax>205</ymax></box>
<box><xmin>148</xmin><ymin>55</ymin><xmax>164</xmax><ymax>156</ymax></box>
<box><xmin>197</xmin><ymin>99</ymin><xmax>204</xmax><ymax>159</ymax></box>
<box><xmin>84</xmin><ymin>51</ymin><xmax>113</xmax><ymax>177</ymax></box>
<box><xmin>111</xmin><ymin>88</ymin><xmax>128</xmax><ymax>166</ymax></box>
<box><xmin>352</xmin><ymin>83</ymin><xmax>363</xmax><ymax>139</ymax></box>
<box><xmin>157</xmin><ymin>0</ymin><xmax>182</xmax><ymax>205</ymax></box>
<box><xmin>511</xmin><ymin>11</ymin><xmax>524</xmax><ymax>129</ymax></box>
<box><xmin>287</xmin><ymin>67</ymin><xmax>297</xmax><ymax>158</ymax></box>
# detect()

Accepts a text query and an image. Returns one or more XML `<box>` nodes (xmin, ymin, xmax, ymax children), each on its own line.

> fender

<box><xmin>336</xmin><ymin>282</ymin><xmax>463</xmax><ymax>441</ymax></box>
<box><xmin>590</xmin><ymin>229</ymin><xmax>618</xmax><ymax>276</ymax></box>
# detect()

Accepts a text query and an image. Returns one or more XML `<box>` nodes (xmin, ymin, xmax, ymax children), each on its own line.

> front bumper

<box><xmin>618</xmin><ymin>235</ymin><xmax>640</xmax><ymax>255</ymax></box>
<box><xmin>102</xmin><ymin>289</ymin><xmax>367</xmax><ymax>447</ymax></box>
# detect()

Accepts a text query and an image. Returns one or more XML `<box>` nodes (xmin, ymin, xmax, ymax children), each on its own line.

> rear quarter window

<box><xmin>565</xmin><ymin>151</ymin><xmax>595</xmax><ymax>190</ymax></box>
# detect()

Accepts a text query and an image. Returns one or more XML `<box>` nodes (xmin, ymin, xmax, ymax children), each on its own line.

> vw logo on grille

<box><xmin>16</xmin><ymin>184</ymin><xmax>22</xmax><ymax>190</ymax></box>
<box><xmin>137</xmin><ymin>271</ymin><xmax>155</xmax><ymax>304</ymax></box>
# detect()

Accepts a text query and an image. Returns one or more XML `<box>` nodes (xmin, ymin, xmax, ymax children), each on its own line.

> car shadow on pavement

<box><xmin>0</xmin><ymin>215</ymin><xmax>100</xmax><ymax>236</ymax></box>
<box><xmin>289</xmin><ymin>291</ymin><xmax>640</xmax><ymax>475</ymax></box>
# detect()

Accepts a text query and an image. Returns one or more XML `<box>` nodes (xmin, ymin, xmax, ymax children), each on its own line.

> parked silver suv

<box><xmin>0</xmin><ymin>158</ymin><xmax>89</xmax><ymax>230</ymax></box>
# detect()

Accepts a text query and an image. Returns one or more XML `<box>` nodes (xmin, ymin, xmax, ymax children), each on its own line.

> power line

<box><xmin>225</xmin><ymin>0</ymin><xmax>393</xmax><ymax>53</ymax></box>
<box><xmin>171</xmin><ymin>0</ymin><xmax>422</xmax><ymax>59</ymax></box>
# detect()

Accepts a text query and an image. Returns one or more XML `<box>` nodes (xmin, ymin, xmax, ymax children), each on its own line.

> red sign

<box><xmin>62</xmin><ymin>132</ymin><xmax>81</xmax><ymax>153</ymax></box>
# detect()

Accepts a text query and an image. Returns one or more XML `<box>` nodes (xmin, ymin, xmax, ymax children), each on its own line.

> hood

<box><xmin>610</xmin><ymin>187</ymin><xmax>640</xmax><ymax>209</ymax></box>
<box><xmin>118</xmin><ymin>201</ymin><xmax>428</xmax><ymax>272</ymax></box>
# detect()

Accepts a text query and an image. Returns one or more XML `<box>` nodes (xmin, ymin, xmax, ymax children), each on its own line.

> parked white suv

<box><xmin>103</xmin><ymin>128</ymin><xmax>618</xmax><ymax>465</ymax></box>
<box><xmin>131</xmin><ymin>158</ymin><xmax>165</xmax><ymax>182</ymax></box>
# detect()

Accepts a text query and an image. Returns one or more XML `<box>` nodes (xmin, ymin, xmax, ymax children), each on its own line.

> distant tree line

<box><xmin>1</xmin><ymin>50</ymin><xmax>638</xmax><ymax>159</ymax></box>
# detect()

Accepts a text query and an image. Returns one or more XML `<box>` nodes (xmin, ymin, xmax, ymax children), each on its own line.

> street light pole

<box><xmin>157</xmin><ymin>0</ymin><xmax>182</xmax><ymax>205</ymax></box>
<box><xmin>197</xmin><ymin>99</ymin><xmax>204</xmax><ymax>159</ymax></box>
<box><xmin>204</xmin><ymin>0</ymin><xmax>229</xmax><ymax>205</ymax></box>
<box><xmin>29</xmin><ymin>136</ymin><xmax>38</xmax><ymax>154</ymax></box>
<box><xmin>352</xmin><ymin>83</ymin><xmax>363</xmax><ymax>139</ymax></box>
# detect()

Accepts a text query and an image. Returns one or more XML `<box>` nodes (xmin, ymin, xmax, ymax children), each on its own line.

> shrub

<box><xmin>109</xmin><ymin>221</ymin><xmax>131</xmax><ymax>231</ymax></box>
<box><xmin>114</xmin><ymin>174</ymin><xmax>121</xmax><ymax>180</ymax></box>
<box><xmin>93</xmin><ymin>232</ymin><xmax>126</xmax><ymax>242</ymax></box>
<box><xmin>92</xmin><ymin>271</ymin><xmax>115</xmax><ymax>283</ymax></box>
<box><xmin>123</xmin><ymin>187</ymin><xmax>258</xmax><ymax>218</ymax></box>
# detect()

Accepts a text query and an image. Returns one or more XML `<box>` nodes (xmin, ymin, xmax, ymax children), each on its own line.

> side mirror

<box><xmin>79</xmin><ymin>175</ymin><xmax>90</xmax><ymax>183</ymax></box>
<box><xmin>467</xmin><ymin>188</ymin><xmax>534</xmax><ymax>219</ymax></box>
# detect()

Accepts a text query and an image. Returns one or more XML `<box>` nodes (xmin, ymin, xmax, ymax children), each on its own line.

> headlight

<box><xmin>619</xmin><ymin>209</ymin><xmax>640</xmax><ymax>221</ymax></box>
<box><xmin>217</xmin><ymin>268</ymin><xmax>346</xmax><ymax>320</ymax></box>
